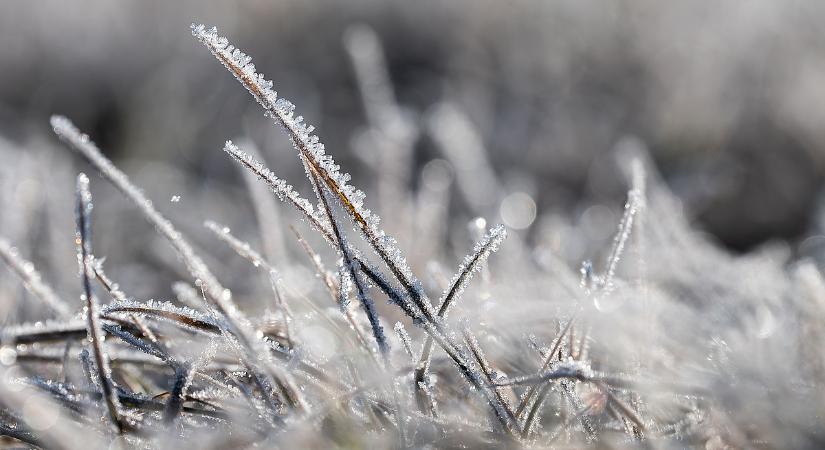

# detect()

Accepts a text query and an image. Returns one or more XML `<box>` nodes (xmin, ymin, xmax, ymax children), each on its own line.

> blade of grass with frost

<box><xmin>75</xmin><ymin>173</ymin><xmax>122</xmax><ymax>434</ymax></box>
<box><xmin>597</xmin><ymin>168</ymin><xmax>645</xmax><ymax>298</ymax></box>
<box><xmin>13</xmin><ymin>377</ymin><xmax>88</xmax><ymax>415</ymax></box>
<box><xmin>0</xmin><ymin>237</ymin><xmax>71</xmax><ymax>318</ymax></box>
<box><xmin>51</xmin><ymin>117</ymin><xmax>306</xmax><ymax>415</ymax></box>
<box><xmin>522</xmin><ymin>382</ymin><xmax>553</xmax><ymax>439</ymax></box>
<box><xmin>562</xmin><ymin>380</ymin><xmax>597</xmax><ymax>441</ymax></box>
<box><xmin>228</xmin><ymin>139</ymin><xmax>399</xmax><ymax>309</ymax></box>
<box><xmin>498</xmin><ymin>364</ymin><xmax>597</xmax><ymax>388</ymax></box>
<box><xmin>527</xmin><ymin>360</ymin><xmax>596</xmax><ymax>442</ymax></box>
<box><xmin>22</xmin><ymin>375</ymin><xmax>232</xmax><ymax>423</ymax></box>
<box><xmin>16</xmin><ymin>346</ymin><xmax>200</xmax><ymax>370</ymax></box>
<box><xmin>157</xmin><ymin>224</ymin><xmax>346</xmax><ymax>390</ymax></box>
<box><xmin>415</xmin><ymin>225</ymin><xmax>507</xmax><ymax>401</ymax></box>
<box><xmin>104</xmin><ymin>300</ymin><xmax>222</xmax><ymax>334</ymax></box>
<box><xmin>522</xmin><ymin>165</ymin><xmax>644</xmax><ymax>436</ymax></box>
<box><xmin>312</xmin><ymin>167</ymin><xmax>413</xmax><ymax>445</ymax></box>
<box><xmin>311</xmin><ymin>168</ymin><xmax>389</xmax><ymax>359</ymax></box>
<box><xmin>516</xmin><ymin>175</ymin><xmax>642</xmax><ymax>423</ymax></box>
<box><xmin>604</xmin><ymin>389</ymin><xmax>645</xmax><ymax>434</ymax></box>
<box><xmin>52</xmin><ymin>117</ymin><xmax>242</xmax><ymax>323</ymax></box>
<box><xmin>79</xmin><ymin>348</ymin><xmax>98</xmax><ymax>390</ymax></box>
<box><xmin>195</xmin><ymin>25</ymin><xmax>435</xmax><ymax>321</ymax></box>
<box><xmin>224</xmin><ymin>141</ymin><xmax>334</xmax><ymax>243</ymax></box>
<box><xmin>162</xmin><ymin>365</ymin><xmax>194</xmax><ymax>425</ymax></box>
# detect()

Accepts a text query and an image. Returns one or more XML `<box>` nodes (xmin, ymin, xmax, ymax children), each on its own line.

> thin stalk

<box><xmin>415</xmin><ymin>225</ymin><xmax>506</xmax><ymax>409</ymax></box>
<box><xmin>75</xmin><ymin>173</ymin><xmax>122</xmax><ymax>434</ymax></box>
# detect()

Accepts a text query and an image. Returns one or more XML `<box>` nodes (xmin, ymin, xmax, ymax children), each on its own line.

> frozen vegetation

<box><xmin>0</xmin><ymin>20</ymin><xmax>823</xmax><ymax>449</ymax></box>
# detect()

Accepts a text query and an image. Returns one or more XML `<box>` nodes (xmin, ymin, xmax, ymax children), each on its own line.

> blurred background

<box><xmin>2</xmin><ymin>0</ymin><xmax>825</xmax><ymax>303</ymax></box>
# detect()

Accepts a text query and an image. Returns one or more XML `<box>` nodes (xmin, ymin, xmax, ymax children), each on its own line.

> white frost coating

<box><xmin>0</xmin><ymin>237</ymin><xmax>71</xmax><ymax>318</ymax></box>
<box><xmin>193</xmin><ymin>24</ymin><xmax>423</xmax><ymax>306</ymax></box>
<box><xmin>102</xmin><ymin>299</ymin><xmax>221</xmax><ymax>332</ymax></box>
<box><xmin>437</xmin><ymin>224</ymin><xmax>507</xmax><ymax>318</ymax></box>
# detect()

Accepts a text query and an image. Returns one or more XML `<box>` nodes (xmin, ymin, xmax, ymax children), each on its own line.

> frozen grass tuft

<box><xmin>0</xmin><ymin>21</ymin><xmax>823</xmax><ymax>450</ymax></box>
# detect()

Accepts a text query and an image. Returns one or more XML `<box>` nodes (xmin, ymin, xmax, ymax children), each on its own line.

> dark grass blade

<box><xmin>75</xmin><ymin>173</ymin><xmax>123</xmax><ymax>434</ymax></box>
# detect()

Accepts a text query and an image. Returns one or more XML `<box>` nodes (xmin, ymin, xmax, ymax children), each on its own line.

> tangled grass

<box><xmin>0</xmin><ymin>23</ymin><xmax>823</xmax><ymax>449</ymax></box>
